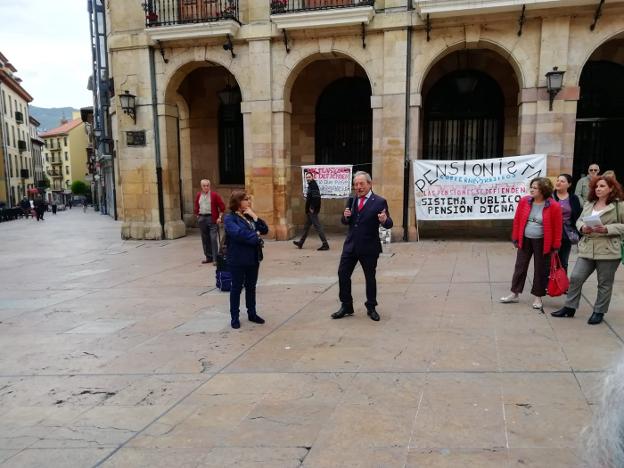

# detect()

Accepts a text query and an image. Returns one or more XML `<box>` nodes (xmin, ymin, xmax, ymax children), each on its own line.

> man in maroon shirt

<box><xmin>194</xmin><ymin>179</ymin><xmax>226</xmax><ymax>264</ymax></box>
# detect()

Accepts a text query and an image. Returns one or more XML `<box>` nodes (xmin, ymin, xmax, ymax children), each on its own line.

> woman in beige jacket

<box><xmin>551</xmin><ymin>176</ymin><xmax>624</xmax><ymax>325</ymax></box>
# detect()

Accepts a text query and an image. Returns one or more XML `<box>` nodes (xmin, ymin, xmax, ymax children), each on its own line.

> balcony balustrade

<box><xmin>270</xmin><ymin>0</ymin><xmax>373</xmax><ymax>14</ymax></box>
<box><xmin>144</xmin><ymin>0</ymin><xmax>239</xmax><ymax>27</ymax></box>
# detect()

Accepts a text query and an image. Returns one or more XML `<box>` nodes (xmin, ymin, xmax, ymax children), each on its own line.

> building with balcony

<box><xmin>29</xmin><ymin>116</ymin><xmax>45</xmax><ymax>188</ymax></box>
<box><xmin>0</xmin><ymin>51</ymin><xmax>34</xmax><ymax>207</ymax></box>
<box><xmin>105</xmin><ymin>0</ymin><xmax>624</xmax><ymax>240</ymax></box>
<box><xmin>40</xmin><ymin>115</ymin><xmax>89</xmax><ymax>201</ymax></box>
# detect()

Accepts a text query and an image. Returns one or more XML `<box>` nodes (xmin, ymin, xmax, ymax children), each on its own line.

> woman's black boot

<box><xmin>587</xmin><ymin>313</ymin><xmax>604</xmax><ymax>325</ymax></box>
<box><xmin>551</xmin><ymin>306</ymin><xmax>575</xmax><ymax>318</ymax></box>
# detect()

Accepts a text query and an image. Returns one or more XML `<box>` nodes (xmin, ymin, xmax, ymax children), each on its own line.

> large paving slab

<box><xmin>0</xmin><ymin>210</ymin><xmax>622</xmax><ymax>467</ymax></box>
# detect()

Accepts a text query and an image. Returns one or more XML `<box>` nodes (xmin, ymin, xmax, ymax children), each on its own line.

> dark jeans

<box><xmin>299</xmin><ymin>212</ymin><xmax>327</xmax><ymax>245</ymax></box>
<box><xmin>559</xmin><ymin>237</ymin><xmax>572</xmax><ymax>272</ymax></box>
<box><xmin>197</xmin><ymin>214</ymin><xmax>218</xmax><ymax>260</ymax></box>
<box><xmin>338</xmin><ymin>252</ymin><xmax>379</xmax><ymax>308</ymax></box>
<box><xmin>229</xmin><ymin>264</ymin><xmax>259</xmax><ymax>319</ymax></box>
<box><xmin>511</xmin><ymin>237</ymin><xmax>550</xmax><ymax>297</ymax></box>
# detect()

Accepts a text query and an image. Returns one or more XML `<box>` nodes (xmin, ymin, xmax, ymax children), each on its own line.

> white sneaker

<box><xmin>500</xmin><ymin>293</ymin><xmax>519</xmax><ymax>303</ymax></box>
<box><xmin>532</xmin><ymin>298</ymin><xmax>543</xmax><ymax>309</ymax></box>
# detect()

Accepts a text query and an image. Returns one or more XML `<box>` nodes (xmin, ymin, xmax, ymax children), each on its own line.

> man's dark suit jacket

<box><xmin>341</xmin><ymin>193</ymin><xmax>393</xmax><ymax>257</ymax></box>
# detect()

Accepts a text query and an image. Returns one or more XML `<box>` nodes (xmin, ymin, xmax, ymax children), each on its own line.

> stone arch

<box><xmin>571</xmin><ymin>29</ymin><xmax>624</xmax><ymax>86</ymax></box>
<box><xmin>279</xmin><ymin>49</ymin><xmax>377</xmax><ymax>104</ymax></box>
<box><xmin>414</xmin><ymin>38</ymin><xmax>525</xmax><ymax>94</ymax></box>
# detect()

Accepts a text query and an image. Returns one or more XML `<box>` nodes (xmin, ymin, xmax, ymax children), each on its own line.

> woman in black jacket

<box><xmin>553</xmin><ymin>173</ymin><xmax>582</xmax><ymax>271</ymax></box>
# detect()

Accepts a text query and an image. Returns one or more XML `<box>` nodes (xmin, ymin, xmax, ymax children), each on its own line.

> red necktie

<box><xmin>358</xmin><ymin>196</ymin><xmax>365</xmax><ymax>211</ymax></box>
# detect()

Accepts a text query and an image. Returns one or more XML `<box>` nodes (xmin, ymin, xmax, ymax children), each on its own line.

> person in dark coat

<box><xmin>293</xmin><ymin>169</ymin><xmax>329</xmax><ymax>251</ymax></box>
<box><xmin>34</xmin><ymin>196</ymin><xmax>45</xmax><ymax>221</ymax></box>
<box><xmin>224</xmin><ymin>190</ymin><xmax>269</xmax><ymax>329</ymax></box>
<box><xmin>19</xmin><ymin>198</ymin><xmax>30</xmax><ymax>218</ymax></box>
<box><xmin>553</xmin><ymin>173</ymin><xmax>582</xmax><ymax>271</ymax></box>
<box><xmin>331</xmin><ymin>171</ymin><xmax>393</xmax><ymax>322</ymax></box>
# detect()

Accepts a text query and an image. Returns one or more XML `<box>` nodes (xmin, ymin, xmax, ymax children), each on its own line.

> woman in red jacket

<box><xmin>501</xmin><ymin>177</ymin><xmax>563</xmax><ymax>309</ymax></box>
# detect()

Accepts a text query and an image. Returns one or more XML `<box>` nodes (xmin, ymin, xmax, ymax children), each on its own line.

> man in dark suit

<box><xmin>332</xmin><ymin>171</ymin><xmax>393</xmax><ymax>322</ymax></box>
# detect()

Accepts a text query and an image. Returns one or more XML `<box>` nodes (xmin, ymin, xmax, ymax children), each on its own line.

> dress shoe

<box><xmin>231</xmin><ymin>318</ymin><xmax>241</xmax><ymax>329</ymax></box>
<box><xmin>331</xmin><ymin>304</ymin><xmax>354</xmax><ymax>319</ymax></box>
<box><xmin>248</xmin><ymin>314</ymin><xmax>265</xmax><ymax>324</ymax></box>
<box><xmin>202</xmin><ymin>258</ymin><xmax>213</xmax><ymax>264</ymax></box>
<box><xmin>500</xmin><ymin>293</ymin><xmax>519</xmax><ymax>303</ymax></box>
<box><xmin>317</xmin><ymin>244</ymin><xmax>330</xmax><ymax>251</ymax></box>
<box><xmin>587</xmin><ymin>312</ymin><xmax>604</xmax><ymax>325</ymax></box>
<box><xmin>551</xmin><ymin>306</ymin><xmax>575</xmax><ymax>318</ymax></box>
<box><xmin>367</xmin><ymin>307</ymin><xmax>380</xmax><ymax>321</ymax></box>
<box><xmin>293</xmin><ymin>240</ymin><xmax>303</xmax><ymax>249</ymax></box>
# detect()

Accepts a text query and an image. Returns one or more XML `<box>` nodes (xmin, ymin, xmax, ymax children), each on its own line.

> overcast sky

<box><xmin>0</xmin><ymin>0</ymin><xmax>93</xmax><ymax>109</ymax></box>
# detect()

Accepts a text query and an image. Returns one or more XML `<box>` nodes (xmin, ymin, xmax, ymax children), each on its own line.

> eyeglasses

<box><xmin>589</xmin><ymin>169</ymin><xmax>599</xmax><ymax>172</ymax></box>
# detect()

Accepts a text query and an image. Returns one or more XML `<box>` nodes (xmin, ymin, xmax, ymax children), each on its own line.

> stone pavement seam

<box><xmin>90</xmin><ymin>276</ymin><xmax>339</xmax><ymax>467</ymax></box>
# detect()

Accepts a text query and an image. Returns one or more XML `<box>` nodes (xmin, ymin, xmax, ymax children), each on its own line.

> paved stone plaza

<box><xmin>0</xmin><ymin>210</ymin><xmax>623</xmax><ymax>467</ymax></box>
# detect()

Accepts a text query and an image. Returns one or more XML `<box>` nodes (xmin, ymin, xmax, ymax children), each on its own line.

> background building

<box><xmin>40</xmin><ymin>115</ymin><xmax>89</xmax><ymax>204</ymax></box>
<box><xmin>104</xmin><ymin>0</ymin><xmax>624</xmax><ymax>240</ymax></box>
<box><xmin>29</xmin><ymin>116</ymin><xmax>44</xmax><ymax>188</ymax></box>
<box><xmin>0</xmin><ymin>51</ymin><xmax>34</xmax><ymax>207</ymax></box>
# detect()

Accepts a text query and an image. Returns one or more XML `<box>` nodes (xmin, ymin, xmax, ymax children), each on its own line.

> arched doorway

<box><xmin>424</xmin><ymin>70</ymin><xmax>504</xmax><ymax>160</ymax></box>
<box><xmin>315</xmin><ymin>77</ymin><xmax>372</xmax><ymax>170</ymax></box>
<box><xmin>574</xmin><ymin>46</ymin><xmax>624</xmax><ymax>181</ymax></box>
<box><xmin>166</xmin><ymin>64</ymin><xmax>245</xmax><ymax>225</ymax></box>
<box><xmin>421</xmin><ymin>49</ymin><xmax>520</xmax><ymax>161</ymax></box>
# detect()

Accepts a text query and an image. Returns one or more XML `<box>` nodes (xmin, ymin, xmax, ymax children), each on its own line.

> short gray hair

<box><xmin>582</xmin><ymin>353</ymin><xmax>624</xmax><ymax>467</ymax></box>
<box><xmin>353</xmin><ymin>171</ymin><xmax>371</xmax><ymax>183</ymax></box>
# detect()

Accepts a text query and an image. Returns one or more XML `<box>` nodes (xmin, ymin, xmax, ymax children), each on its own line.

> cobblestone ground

<box><xmin>0</xmin><ymin>209</ymin><xmax>623</xmax><ymax>467</ymax></box>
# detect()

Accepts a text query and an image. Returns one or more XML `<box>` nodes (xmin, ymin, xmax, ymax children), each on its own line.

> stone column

<box><xmin>271</xmin><ymin>99</ymin><xmax>294</xmax><ymax>240</ymax></box>
<box><xmin>407</xmin><ymin>93</ymin><xmax>421</xmax><ymax>241</ymax></box>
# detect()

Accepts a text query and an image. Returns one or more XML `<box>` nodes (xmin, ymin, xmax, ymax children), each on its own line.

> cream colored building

<box><xmin>41</xmin><ymin>115</ymin><xmax>89</xmax><ymax>199</ymax></box>
<box><xmin>0</xmin><ymin>51</ymin><xmax>34</xmax><ymax>206</ymax></box>
<box><xmin>105</xmin><ymin>0</ymin><xmax>624</xmax><ymax>240</ymax></box>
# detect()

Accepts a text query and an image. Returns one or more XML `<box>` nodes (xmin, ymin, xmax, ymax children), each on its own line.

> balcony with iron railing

<box><xmin>269</xmin><ymin>0</ymin><xmax>375</xmax><ymax>30</ymax></box>
<box><xmin>143</xmin><ymin>0</ymin><xmax>241</xmax><ymax>40</ymax></box>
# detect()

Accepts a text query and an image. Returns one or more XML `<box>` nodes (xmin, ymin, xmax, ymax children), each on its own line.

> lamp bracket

<box><xmin>156</xmin><ymin>40</ymin><xmax>169</xmax><ymax>64</ymax></box>
<box><xmin>361</xmin><ymin>23</ymin><xmax>366</xmax><ymax>49</ymax></box>
<box><xmin>224</xmin><ymin>34</ymin><xmax>236</xmax><ymax>58</ymax></box>
<box><xmin>517</xmin><ymin>4</ymin><xmax>526</xmax><ymax>36</ymax></box>
<box><xmin>425</xmin><ymin>14</ymin><xmax>432</xmax><ymax>42</ymax></box>
<box><xmin>590</xmin><ymin>0</ymin><xmax>605</xmax><ymax>31</ymax></box>
<box><xmin>283</xmin><ymin>29</ymin><xmax>290</xmax><ymax>54</ymax></box>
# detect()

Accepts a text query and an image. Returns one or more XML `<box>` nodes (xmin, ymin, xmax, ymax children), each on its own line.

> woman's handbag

<box><xmin>547</xmin><ymin>253</ymin><xmax>570</xmax><ymax>297</ymax></box>
<box><xmin>563</xmin><ymin>222</ymin><xmax>580</xmax><ymax>244</ymax></box>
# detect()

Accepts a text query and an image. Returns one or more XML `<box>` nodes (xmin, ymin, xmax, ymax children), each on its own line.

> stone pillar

<box><xmin>160</xmin><ymin>103</ymin><xmax>186</xmax><ymax>239</ymax></box>
<box><xmin>374</xmin><ymin>29</ymin><xmax>408</xmax><ymax>241</ymax></box>
<box><xmin>407</xmin><ymin>93</ymin><xmax>421</xmax><ymax>241</ymax></box>
<box><xmin>271</xmin><ymin>99</ymin><xmax>294</xmax><ymax>240</ymax></box>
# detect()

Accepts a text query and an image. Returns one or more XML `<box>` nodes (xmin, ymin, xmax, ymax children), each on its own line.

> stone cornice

<box><xmin>145</xmin><ymin>20</ymin><xmax>241</xmax><ymax>42</ymax></box>
<box><xmin>270</xmin><ymin>6</ymin><xmax>374</xmax><ymax>30</ymax></box>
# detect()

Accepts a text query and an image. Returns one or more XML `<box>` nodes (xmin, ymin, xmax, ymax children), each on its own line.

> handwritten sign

<box><xmin>301</xmin><ymin>165</ymin><xmax>352</xmax><ymax>199</ymax></box>
<box><xmin>413</xmin><ymin>154</ymin><xmax>547</xmax><ymax>220</ymax></box>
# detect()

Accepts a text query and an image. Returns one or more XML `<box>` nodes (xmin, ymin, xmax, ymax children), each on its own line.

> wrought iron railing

<box><xmin>270</xmin><ymin>0</ymin><xmax>373</xmax><ymax>14</ymax></box>
<box><xmin>144</xmin><ymin>0</ymin><xmax>239</xmax><ymax>27</ymax></box>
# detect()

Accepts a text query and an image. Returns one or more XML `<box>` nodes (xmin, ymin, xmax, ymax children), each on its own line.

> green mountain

<box><xmin>29</xmin><ymin>106</ymin><xmax>79</xmax><ymax>132</ymax></box>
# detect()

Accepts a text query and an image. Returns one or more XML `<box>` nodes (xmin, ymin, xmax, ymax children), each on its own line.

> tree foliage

<box><xmin>71</xmin><ymin>180</ymin><xmax>89</xmax><ymax>196</ymax></box>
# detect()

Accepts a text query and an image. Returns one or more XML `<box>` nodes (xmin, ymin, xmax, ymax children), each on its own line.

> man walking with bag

<box><xmin>331</xmin><ymin>171</ymin><xmax>393</xmax><ymax>322</ymax></box>
<box><xmin>194</xmin><ymin>179</ymin><xmax>226</xmax><ymax>264</ymax></box>
<box><xmin>293</xmin><ymin>169</ymin><xmax>329</xmax><ymax>251</ymax></box>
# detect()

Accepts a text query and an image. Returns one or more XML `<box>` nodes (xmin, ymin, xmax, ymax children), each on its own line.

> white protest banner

<box><xmin>413</xmin><ymin>154</ymin><xmax>547</xmax><ymax>220</ymax></box>
<box><xmin>301</xmin><ymin>165</ymin><xmax>352</xmax><ymax>199</ymax></box>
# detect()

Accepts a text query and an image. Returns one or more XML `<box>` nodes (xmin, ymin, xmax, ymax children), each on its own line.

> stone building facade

<box><xmin>105</xmin><ymin>0</ymin><xmax>624</xmax><ymax>240</ymax></box>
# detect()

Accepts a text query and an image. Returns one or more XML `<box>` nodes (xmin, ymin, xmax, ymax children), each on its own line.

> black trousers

<box><xmin>338</xmin><ymin>252</ymin><xmax>379</xmax><ymax>308</ymax></box>
<box><xmin>511</xmin><ymin>237</ymin><xmax>550</xmax><ymax>297</ymax></box>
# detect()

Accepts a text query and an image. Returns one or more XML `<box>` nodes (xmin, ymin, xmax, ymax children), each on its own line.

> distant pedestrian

<box><xmin>575</xmin><ymin>163</ymin><xmax>600</xmax><ymax>205</ymax></box>
<box><xmin>51</xmin><ymin>201</ymin><xmax>57</xmax><ymax>215</ymax></box>
<box><xmin>194</xmin><ymin>179</ymin><xmax>226</xmax><ymax>264</ymax></box>
<box><xmin>83</xmin><ymin>201</ymin><xmax>88</xmax><ymax>213</ymax></box>
<box><xmin>293</xmin><ymin>169</ymin><xmax>329</xmax><ymax>251</ymax></box>
<box><xmin>19</xmin><ymin>197</ymin><xmax>30</xmax><ymax>218</ymax></box>
<box><xmin>224</xmin><ymin>190</ymin><xmax>268</xmax><ymax>329</ymax></box>
<box><xmin>34</xmin><ymin>196</ymin><xmax>45</xmax><ymax>221</ymax></box>
<box><xmin>331</xmin><ymin>171</ymin><xmax>393</xmax><ymax>322</ymax></box>
<box><xmin>500</xmin><ymin>177</ymin><xmax>562</xmax><ymax>310</ymax></box>
<box><xmin>68</xmin><ymin>199</ymin><xmax>72</xmax><ymax>209</ymax></box>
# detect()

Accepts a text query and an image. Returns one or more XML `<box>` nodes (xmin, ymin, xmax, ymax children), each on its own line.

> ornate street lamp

<box><xmin>119</xmin><ymin>90</ymin><xmax>136</xmax><ymax>122</ymax></box>
<box><xmin>545</xmin><ymin>67</ymin><xmax>565</xmax><ymax>111</ymax></box>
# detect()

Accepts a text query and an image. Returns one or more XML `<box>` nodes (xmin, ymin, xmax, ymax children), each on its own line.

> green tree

<box><xmin>38</xmin><ymin>176</ymin><xmax>50</xmax><ymax>189</ymax></box>
<box><xmin>71</xmin><ymin>180</ymin><xmax>89</xmax><ymax>196</ymax></box>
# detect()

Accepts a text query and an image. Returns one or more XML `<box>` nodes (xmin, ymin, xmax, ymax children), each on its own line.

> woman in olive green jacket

<box><xmin>552</xmin><ymin>176</ymin><xmax>624</xmax><ymax>325</ymax></box>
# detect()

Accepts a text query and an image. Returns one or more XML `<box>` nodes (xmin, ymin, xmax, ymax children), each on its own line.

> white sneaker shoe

<box><xmin>532</xmin><ymin>298</ymin><xmax>543</xmax><ymax>309</ymax></box>
<box><xmin>500</xmin><ymin>293</ymin><xmax>519</xmax><ymax>303</ymax></box>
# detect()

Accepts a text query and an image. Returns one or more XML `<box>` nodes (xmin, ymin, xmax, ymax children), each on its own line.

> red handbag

<box><xmin>547</xmin><ymin>253</ymin><xmax>569</xmax><ymax>297</ymax></box>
